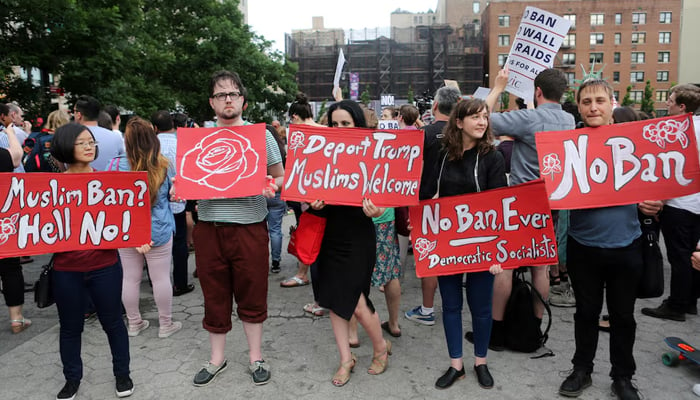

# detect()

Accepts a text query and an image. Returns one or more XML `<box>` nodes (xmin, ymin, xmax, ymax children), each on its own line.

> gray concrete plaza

<box><xmin>1</xmin><ymin>213</ymin><xmax>698</xmax><ymax>399</ymax></box>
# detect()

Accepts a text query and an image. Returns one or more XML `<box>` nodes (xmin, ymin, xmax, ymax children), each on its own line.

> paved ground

<box><xmin>1</xmin><ymin>213</ymin><xmax>699</xmax><ymax>399</ymax></box>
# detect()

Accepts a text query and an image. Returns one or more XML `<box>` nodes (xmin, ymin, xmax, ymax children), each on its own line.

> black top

<box><xmin>421</xmin><ymin>143</ymin><xmax>508</xmax><ymax>199</ymax></box>
<box><xmin>0</xmin><ymin>148</ymin><xmax>13</xmax><ymax>172</ymax></box>
<box><xmin>419</xmin><ymin>120</ymin><xmax>447</xmax><ymax>199</ymax></box>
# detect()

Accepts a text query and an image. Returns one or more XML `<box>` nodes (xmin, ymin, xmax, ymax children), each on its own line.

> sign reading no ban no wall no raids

<box><xmin>505</xmin><ymin>6</ymin><xmax>571</xmax><ymax>101</ymax></box>
<box><xmin>536</xmin><ymin>114</ymin><xmax>700</xmax><ymax>210</ymax></box>
<box><xmin>282</xmin><ymin>125</ymin><xmax>424</xmax><ymax>207</ymax></box>
<box><xmin>410</xmin><ymin>180</ymin><xmax>558</xmax><ymax>278</ymax></box>
<box><xmin>0</xmin><ymin>172</ymin><xmax>151</xmax><ymax>257</ymax></box>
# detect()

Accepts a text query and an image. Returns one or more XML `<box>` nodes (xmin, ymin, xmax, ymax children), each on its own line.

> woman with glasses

<box><xmin>107</xmin><ymin>117</ymin><xmax>180</xmax><ymax>339</ymax></box>
<box><xmin>50</xmin><ymin>122</ymin><xmax>133</xmax><ymax>399</ymax></box>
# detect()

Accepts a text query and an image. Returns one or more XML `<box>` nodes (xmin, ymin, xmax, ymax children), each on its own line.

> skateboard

<box><xmin>662</xmin><ymin>337</ymin><xmax>700</xmax><ymax>367</ymax></box>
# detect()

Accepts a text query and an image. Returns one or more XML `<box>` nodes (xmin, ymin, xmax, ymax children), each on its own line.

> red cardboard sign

<box><xmin>175</xmin><ymin>124</ymin><xmax>268</xmax><ymax>199</ymax></box>
<box><xmin>409</xmin><ymin>180</ymin><xmax>558</xmax><ymax>277</ymax></box>
<box><xmin>536</xmin><ymin>114</ymin><xmax>700</xmax><ymax>209</ymax></box>
<box><xmin>282</xmin><ymin>125</ymin><xmax>423</xmax><ymax>207</ymax></box>
<box><xmin>0</xmin><ymin>172</ymin><xmax>151</xmax><ymax>257</ymax></box>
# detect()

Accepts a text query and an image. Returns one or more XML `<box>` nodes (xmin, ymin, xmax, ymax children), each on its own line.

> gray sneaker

<box><xmin>249</xmin><ymin>360</ymin><xmax>271</xmax><ymax>385</ymax></box>
<box><xmin>193</xmin><ymin>360</ymin><xmax>228</xmax><ymax>387</ymax></box>
<box><xmin>550</xmin><ymin>281</ymin><xmax>570</xmax><ymax>295</ymax></box>
<box><xmin>550</xmin><ymin>288</ymin><xmax>576</xmax><ymax>307</ymax></box>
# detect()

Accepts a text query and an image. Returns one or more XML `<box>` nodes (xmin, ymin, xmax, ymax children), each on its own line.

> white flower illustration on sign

<box><xmin>0</xmin><ymin>213</ymin><xmax>19</xmax><ymax>245</ymax></box>
<box><xmin>642</xmin><ymin>118</ymin><xmax>690</xmax><ymax>149</ymax></box>
<box><xmin>413</xmin><ymin>237</ymin><xmax>437</xmax><ymax>261</ymax></box>
<box><xmin>179</xmin><ymin>128</ymin><xmax>259</xmax><ymax>191</ymax></box>
<box><xmin>541</xmin><ymin>153</ymin><xmax>562</xmax><ymax>180</ymax></box>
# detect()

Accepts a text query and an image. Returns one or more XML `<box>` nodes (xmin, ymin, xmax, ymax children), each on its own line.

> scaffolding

<box><xmin>285</xmin><ymin>24</ymin><xmax>484</xmax><ymax>101</ymax></box>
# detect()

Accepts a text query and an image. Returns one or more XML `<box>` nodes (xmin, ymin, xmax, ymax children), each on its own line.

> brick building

<box><xmin>483</xmin><ymin>0</ymin><xmax>682</xmax><ymax>115</ymax></box>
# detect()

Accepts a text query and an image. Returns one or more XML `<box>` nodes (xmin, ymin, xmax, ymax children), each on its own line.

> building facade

<box><xmin>483</xmin><ymin>0</ymin><xmax>682</xmax><ymax>115</ymax></box>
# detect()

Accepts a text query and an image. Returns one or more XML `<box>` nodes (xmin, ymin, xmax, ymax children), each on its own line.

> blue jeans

<box><xmin>53</xmin><ymin>261</ymin><xmax>130</xmax><ymax>382</ymax></box>
<box><xmin>266</xmin><ymin>192</ymin><xmax>286</xmax><ymax>262</ymax></box>
<box><xmin>438</xmin><ymin>271</ymin><xmax>494</xmax><ymax>359</ymax></box>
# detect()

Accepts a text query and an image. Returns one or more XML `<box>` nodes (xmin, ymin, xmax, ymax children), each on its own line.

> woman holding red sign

<box><xmin>308</xmin><ymin>100</ymin><xmax>391</xmax><ymax>387</ymax></box>
<box><xmin>50</xmin><ymin>122</ymin><xmax>133</xmax><ymax>399</ymax></box>
<box><xmin>107</xmin><ymin>117</ymin><xmax>180</xmax><ymax>339</ymax></box>
<box><xmin>421</xmin><ymin>99</ymin><xmax>507</xmax><ymax>390</ymax></box>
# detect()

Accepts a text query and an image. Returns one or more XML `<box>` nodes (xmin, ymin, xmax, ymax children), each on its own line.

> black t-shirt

<box><xmin>0</xmin><ymin>148</ymin><xmax>14</xmax><ymax>172</ymax></box>
<box><xmin>419</xmin><ymin>121</ymin><xmax>448</xmax><ymax>200</ymax></box>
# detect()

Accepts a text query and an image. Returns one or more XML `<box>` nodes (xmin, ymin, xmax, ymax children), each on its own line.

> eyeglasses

<box><xmin>212</xmin><ymin>92</ymin><xmax>242</xmax><ymax>101</ymax></box>
<box><xmin>74</xmin><ymin>141</ymin><xmax>98</xmax><ymax>148</ymax></box>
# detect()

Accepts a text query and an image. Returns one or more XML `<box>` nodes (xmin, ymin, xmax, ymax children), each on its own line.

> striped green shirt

<box><xmin>198</xmin><ymin>124</ymin><xmax>282</xmax><ymax>224</ymax></box>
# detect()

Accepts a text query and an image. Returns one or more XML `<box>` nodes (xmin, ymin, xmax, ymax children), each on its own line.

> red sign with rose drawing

<box><xmin>409</xmin><ymin>179</ymin><xmax>558</xmax><ymax>277</ymax></box>
<box><xmin>0</xmin><ymin>172</ymin><xmax>152</xmax><ymax>257</ymax></box>
<box><xmin>282</xmin><ymin>125</ymin><xmax>424</xmax><ymax>207</ymax></box>
<box><xmin>174</xmin><ymin>125</ymin><xmax>268</xmax><ymax>199</ymax></box>
<box><xmin>535</xmin><ymin>114</ymin><xmax>700</xmax><ymax>209</ymax></box>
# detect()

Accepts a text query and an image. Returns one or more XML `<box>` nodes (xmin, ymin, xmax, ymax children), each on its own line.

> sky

<box><xmin>248</xmin><ymin>0</ymin><xmax>439</xmax><ymax>53</ymax></box>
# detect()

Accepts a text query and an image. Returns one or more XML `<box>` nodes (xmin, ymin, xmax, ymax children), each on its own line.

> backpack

<box><xmin>503</xmin><ymin>268</ymin><xmax>552</xmax><ymax>353</ymax></box>
<box><xmin>23</xmin><ymin>131</ymin><xmax>58</xmax><ymax>172</ymax></box>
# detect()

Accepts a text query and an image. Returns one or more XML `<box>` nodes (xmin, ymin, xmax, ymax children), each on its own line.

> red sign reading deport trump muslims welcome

<box><xmin>536</xmin><ymin>114</ymin><xmax>700</xmax><ymax>210</ymax></box>
<box><xmin>175</xmin><ymin>124</ymin><xmax>268</xmax><ymax>199</ymax></box>
<box><xmin>282</xmin><ymin>125</ymin><xmax>424</xmax><ymax>207</ymax></box>
<box><xmin>409</xmin><ymin>180</ymin><xmax>558</xmax><ymax>278</ymax></box>
<box><xmin>0</xmin><ymin>172</ymin><xmax>151</xmax><ymax>257</ymax></box>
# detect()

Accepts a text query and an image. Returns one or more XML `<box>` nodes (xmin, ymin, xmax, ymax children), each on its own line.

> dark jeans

<box><xmin>53</xmin><ymin>261</ymin><xmax>130</xmax><ymax>382</ymax></box>
<box><xmin>172</xmin><ymin>210</ymin><xmax>190</xmax><ymax>289</ymax></box>
<box><xmin>0</xmin><ymin>257</ymin><xmax>24</xmax><ymax>307</ymax></box>
<box><xmin>438</xmin><ymin>271</ymin><xmax>494</xmax><ymax>359</ymax></box>
<box><xmin>310</xmin><ymin>261</ymin><xmax>320</xmax><ymax>302</ymax></box>
<box><xmin>567</xmin><ymin>236</ymin><xmax>642</xmax><ymax>378</ymax></box>
<box><xmin>660</xmin><ymin>206</ymin><xmax>700</xmax><ymax>311</ymax></box>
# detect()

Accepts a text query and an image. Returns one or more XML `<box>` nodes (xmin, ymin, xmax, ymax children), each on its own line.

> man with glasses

<box><xmin>190</xmin><ymin>70</ymin><xmax>284</xmax><ymax>387</ymax></box>
<box><xmin>73</xmin><ymin>95</ymin><xmax>124</xmax><ymax>171</ymax></box>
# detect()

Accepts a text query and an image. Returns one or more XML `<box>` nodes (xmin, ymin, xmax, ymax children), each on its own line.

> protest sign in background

<box><xmin>409</xmin><ymin>180</ymin><xmax>557</xmax><ymax>278</ymax></box>
<box><xmin>536</xmin><ymin>114</ymin><xmax>700</xmax><ymax>209</ymax></box>
<box><xmin>175</xmin><ymin>124</ymin><xmax>268</xmax><ymax>199</ymax></box>
<box><xmin>0</xmin><ymin>172</ymin><xmax>151</xmax><ymax>257</ymax></box>
<box><xmin>505</xmin><ymin>6</ymin><xmax>571</xmax><ymax>101</ymax></box>
<box><xmin>283</xmin><ymin>125</ymin><xmax>423</xmax><ymax>207</ymax></box>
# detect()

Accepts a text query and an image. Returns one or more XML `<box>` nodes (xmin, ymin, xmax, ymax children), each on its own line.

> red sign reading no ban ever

<box><xmin>282</xmin><ymin>125</ymin><xmax>424</xmax><ymax>207</ymax></box>
<box><xmin>410</xmin><ymin>180</ymin><xmax>558</xmax><ymax>278</ymax></box>
<box><xmin>0</xmin><ymin>172</ymin><xmax>151</xmax><ymax>257</ymax></box>
<box><xmin>174</xmin><ymin>124</ymin><xmax>268</xmax><ymax>200</ymax></box>
<box><xmin>535</xmin><ymin>114</ymin><xmax>700</xmax><ymax>210</ymax></box>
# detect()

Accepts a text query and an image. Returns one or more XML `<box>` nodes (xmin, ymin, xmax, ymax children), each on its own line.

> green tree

<box><xmin>622</xmin><ymin>85</ymin><xmax>634</xmax><ymax>106</ymax></box>
<box><xmin>500</xmin><ymin>92</ymin><xmax>510</xmax><ymax>111</ymax></box>
<box><xmin>564</xmin><ymin>89</ymin><xmax>575</xmax><ymax>104</ymax></box>
<box><xmin>407</xmin><ymin>85</ymin><xmax>415</xmax><ymax>104</ymax></box>
<box><xmin>640</xmin><ymin>80</ymin><xmax>655</xmax><ymax>116</ymax></box>
<box><xmin>360</xmin><ymin>86</ymin><xmax>371</xmax><ymax>106</ymax></box>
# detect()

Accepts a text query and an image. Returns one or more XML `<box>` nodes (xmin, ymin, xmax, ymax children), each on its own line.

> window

<box><xmin>614</xmin><ymin>91</ymin><xmax>620</xmax><ymax>101</ymax></box>
<box><xmin>498</xmin><ymin>54</ymin><xmax>508</xmax><ymax>67</ymax></box>
<box><xmin>659</xmin><ymin>12</ymin><xmax>672</xmax><ymax>24</ymax></box>
<box><xmin>658</xmin><ymin>51</ymin><xmax>670</xmax><ymax>63</ymax></box>
<box><xmin>659</xmin><ymin>32</ymin><xmax>671</xmax><ymax>44</ymax></box>
<box><xmin>565</xmin><ymin>72</ymin><xmax>575</xmax><ymax>86</ymax></box>
<box><xmin>590</xmin><ymin>33</ymin><xmax>604</xmax><ymax>45</ymax></box>
<box><xmin>613</xmin><ymin>72</ymin><xmax>620</xmax><ymax>83</ymax></box>
<box><xmin>473</xmin><ymin>1</ymin><xmax>480</xmax><ymax>14</ymax></box>
<box><xmin>631</xmin><ymin>32</ymin><xmax>646</xmax><ymax>44</ymax></box>
<box><xmin>563</xmin><ymin>33</ymin><xmax>576</xmax><ymax>48</ymax></box>
<box><xmin>564</xmin><ymin>14</ymin><xmax>576</xmax><ymax>29</ymax></box>
<box><xmin>632</xmin><ymin>12</ymin><xmax>646</xmax><ymax>24</ymax></box>
<box><xmin>630</xmin><ymin>91</ymin><xmax>643</xmax><ymax>103</ymax></box>
<box><xmin>615</xmin><ymin>13</ymin><xmax>622</xmax><ymax>25</ymax></box>
<box><xmin>656</xmin><ymin>90</ymin><xmax>669</xmax><ymax>102</ymax></box>
<box><xmin>590</xmin><ymin>13</ymin><xmax>604</xmax><ymax>25</ymax></box>
<box><xmin>657</xmin><ymin>71</ymin><xmax>669</xmax><ymax>82</ymax></box>
<box><xmin>498</xmin><ymin>15</ymin><xmax>510</xmax><ymax>27</ymax></box>
<box><xmin>563</xmin><ymin>53</ymin><xmax>576</xmax><ymax>65</ymax></box>
<box><xmin>498</xmin><ymin>35</ymin><xmax>510</xmax><ymax>46</ymax></box>
<box><xmin>614</xmin><ymin>33</ymin><xmax>621</xmax><ymax>45</ymax></box>
<box><xmin>589</xmin><ymin>52</ymin><xmax>603</xmax><ymax>64</ymax></box>
<box><xmin>630</xmin><ymin>71</ymin><xmax>645</xmax><ymax>83</ymax></box>
<box><xmin>631</xmin><ymin>52</ymin><xmax>645</xmax><ymax>64</ymax></box>
<box><xmin>614</xmin><ymin>52</ymin><xmax>621</xmax><ymax>63</ymax></box>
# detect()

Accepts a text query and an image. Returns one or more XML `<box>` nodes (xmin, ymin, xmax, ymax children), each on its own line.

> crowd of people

<box><xmin>0</xmin><ymin>67</ymin><xmax>698</xmax><ymax>400</ymax></box>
